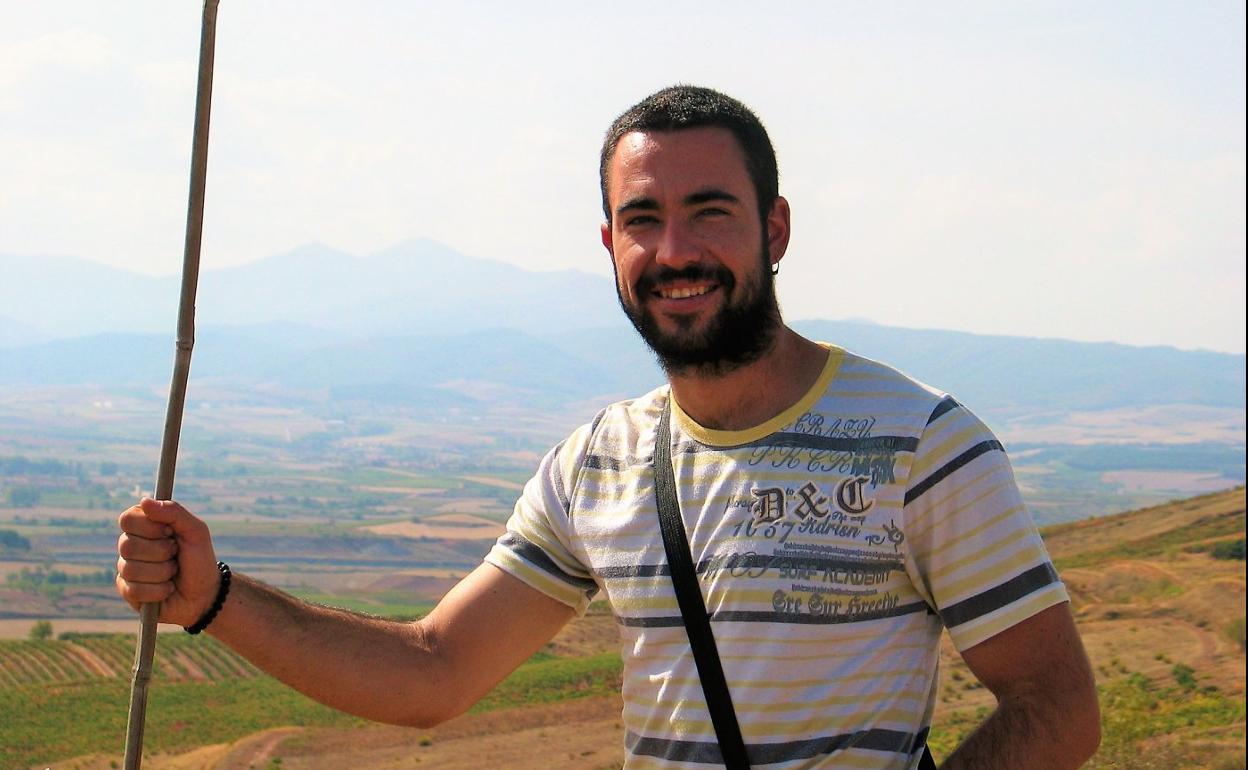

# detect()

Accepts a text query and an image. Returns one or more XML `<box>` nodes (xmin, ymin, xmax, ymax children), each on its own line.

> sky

<box><xmin>2</xmin><ymin>2</ymin><xmax>1245</xmax><ymax>354</ymax></box>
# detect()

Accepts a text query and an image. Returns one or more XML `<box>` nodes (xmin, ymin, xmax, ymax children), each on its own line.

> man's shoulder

<box><xmin>555</xmin><ymin>383</ymin><xmax>668</xmax><ymax>468</ymax></box>
<box><xmin>823</xmin><ymin>344</ymin><xmax>950</xmax><ymax>415</ymax></box>
<box><xmin>824</xmin><ymin>348</ymin><xmax>1011</xmax><ymax>474</ymax></box>
<box><xmin>604</xmin><ymin>382</ymin><xmax>670</xmax><ymax>423</ymax></box>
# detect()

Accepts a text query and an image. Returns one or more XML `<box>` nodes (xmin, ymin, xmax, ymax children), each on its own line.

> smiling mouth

<box><xmin>657</xmin><ymin>285</ymin><xmax>714</xmax><ymax>300</ymax></box>
<box><xmin>639</xmin><ymin>264</ymin><xmax>731</xmax><ymax>304</ymax></box>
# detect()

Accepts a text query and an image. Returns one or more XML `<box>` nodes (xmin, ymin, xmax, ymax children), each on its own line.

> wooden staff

<box><xmin>124</xmin><ymin>2</ymin><xmax>221</xmax><ymax>767</ymax></box>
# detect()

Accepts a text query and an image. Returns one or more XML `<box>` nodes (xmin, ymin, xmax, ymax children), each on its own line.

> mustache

<box><xmin>636</xmin><ymin>264</ymin><xmax>735</xmax><ymax>294</ymax></box>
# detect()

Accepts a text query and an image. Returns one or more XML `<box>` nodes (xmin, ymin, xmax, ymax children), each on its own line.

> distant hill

<box><xmin>1</xmin><ymin>242</ymin><xmax>1244</xmax><ymax>415</ymax></box>
<box><xmin>0</xmin><ymin>254</ymin><xmax>170</xmax><ymax>339</ymax></box>
<box><xmin>0</xmin><ymin>317</ymin><xmax>1242</xmax><ymax>417</ymax></box>
<box><xmin>1041</xmin><ymin>485</ymin><xmax>1246</xmax><ymax>567</ymax></box>
<box><xmin>0</xmin><ymin>315</ymin><xmax>47</xmax><ymax>348</ymax></box>
<box><xmin>792</xmin><ymin>320</ymin><xmax>1245</xmax><ymax>411</ymax></box>
<box><xmin>0</xmin><ymin>241</ymin><xmax>622</xmax><ymax>339</ymax></box>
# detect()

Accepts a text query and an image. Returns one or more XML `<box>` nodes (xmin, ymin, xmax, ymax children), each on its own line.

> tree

<box><xmin>29</xmin><ymin>620</ymin><xmax>52</xmax><ymax>640</ymax></box>
<box><xmin>5</xmin><ymin>486</ymin><xmax>41</xmax><ymax>508</ymax></box>
<box><xmin>0</xmin><ymin>529</ymin><xmax>31</xmax><ymax>550</ymax></box>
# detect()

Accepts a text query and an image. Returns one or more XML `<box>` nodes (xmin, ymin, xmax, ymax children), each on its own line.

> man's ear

<box><xmin>600</xmin><ymin>221</ymin><xmax>614</xmax><ymax>259</ymax></box>
<box><xmin>766</xmin><ymin>196</ymin><xmax>792</xmax><ymax>271</ymax></box>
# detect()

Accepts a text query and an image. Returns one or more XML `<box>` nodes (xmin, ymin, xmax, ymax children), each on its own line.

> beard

<box><xmin>616</xmin><ymin>248</ymin><xmax>782</xmax><ymax>377</ymax></box>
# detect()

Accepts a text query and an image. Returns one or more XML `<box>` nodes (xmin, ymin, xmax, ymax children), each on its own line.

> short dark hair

<box><xmin>599</xmin><ymin>85</ymin><xmax>779</xmax><ymax>223</ymax></box>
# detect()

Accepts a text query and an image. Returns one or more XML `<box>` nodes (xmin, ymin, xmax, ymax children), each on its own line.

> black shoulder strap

<box><xmin>653</xmin><ymin>400</ymin><xmax>750</xmax><ymax>770</ymax></box>
<box><xmin>920</xmin><ymin>746</ymin><xmax>938</xmax><ymax>769</ymax></box>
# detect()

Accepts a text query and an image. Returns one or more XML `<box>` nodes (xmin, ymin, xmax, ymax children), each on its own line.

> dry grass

<box><xmin>930</xmin><ymin>487</ymin><xmax>1247</xmax><ymax>768</ymax></box>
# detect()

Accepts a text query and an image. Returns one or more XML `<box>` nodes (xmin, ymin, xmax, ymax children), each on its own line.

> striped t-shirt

<box><xmin>485</xmin><ymin>344</ymin><xmax>1067</xmax><ymax>770</ymax></box>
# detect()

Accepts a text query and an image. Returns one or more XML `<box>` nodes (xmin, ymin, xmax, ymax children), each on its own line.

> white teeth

<box><xmin>661</xmin><ymin>286</ymin><xmax>711</xmax><ymax>299</ymax></box>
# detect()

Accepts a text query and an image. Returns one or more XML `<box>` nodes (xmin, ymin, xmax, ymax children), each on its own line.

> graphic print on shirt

<box><xmin>699</xmin><ymin>410</ymin><xmax>917</xmax><ymax>624</ymax></box>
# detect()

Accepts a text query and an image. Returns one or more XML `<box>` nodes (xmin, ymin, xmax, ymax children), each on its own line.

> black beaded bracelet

<box><xmin>185</xmin><ymin>561</ymin><xmax>231</xmax><ymax>635</ymax></box>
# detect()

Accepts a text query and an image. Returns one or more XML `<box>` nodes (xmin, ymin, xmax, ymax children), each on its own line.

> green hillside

<box><xmin>0</xmin><ymin>629</ymin><xmax>621</xmax><ymax>769</ymax></box>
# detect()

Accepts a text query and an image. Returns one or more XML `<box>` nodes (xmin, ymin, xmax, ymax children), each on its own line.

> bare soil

<box><xmin>0</xmin><ymin>617</ymin><xmax>181</xmax><ymax>640</ymax></box>
<box><xmin>458</xmin><ymin>475</ymin><xmax>525</xmax><ymax>491</ymax></box>
<box><xmin>364</xmin><ymin>515</ymin><xmax>505</xmax><ymax>541</ymax></box>
<box><xmin>236</xmin><ymin>696</ymin><xmax>625</xmax><ymax>770</ymax></box>
<box><xmin>43</xmin><ymin>698</ymin><xmax>628</xmax><ymax>770</ymax></box>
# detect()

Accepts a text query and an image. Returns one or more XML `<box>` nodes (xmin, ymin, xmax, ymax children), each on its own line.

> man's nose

<box><xmin>654</xmin><ymin>220</ymin><xmax>701</xmax><ymax>269</ymax></box>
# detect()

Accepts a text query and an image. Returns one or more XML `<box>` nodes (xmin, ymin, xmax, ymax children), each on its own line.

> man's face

<box><xmin>600</xmin><ymin>127</ymin><xmax>790</xmax><ymax>374</ymax></box>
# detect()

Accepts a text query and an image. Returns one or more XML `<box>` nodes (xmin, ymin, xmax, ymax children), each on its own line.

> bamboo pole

<box><xmin>123</xmin><ymin>2</ymin><xmax>221</xmax><ymax>768</ymax></box>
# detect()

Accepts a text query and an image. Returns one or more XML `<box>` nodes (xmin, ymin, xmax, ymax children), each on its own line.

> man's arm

<box><xmin>940</xmin><ymin>602</ymin><xmax>1100</xmax><ymax>770</ymax></box>
<box><xmin>116</xmin><ymin>498</ymin><xmax>576</xmax><ymax>727</ymax></box>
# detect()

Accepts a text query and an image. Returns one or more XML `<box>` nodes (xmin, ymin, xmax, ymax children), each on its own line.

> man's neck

<box><xmin>667</xmin><ymin>327</ymin><xmax>828</xmax><ymax>432</ymax></box>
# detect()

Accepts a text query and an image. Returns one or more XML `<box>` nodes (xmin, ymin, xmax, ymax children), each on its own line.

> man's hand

<box><xmin>115</xmin><ymin>498</ymin><xmax>221</xmax><ymax>627</ymax></box>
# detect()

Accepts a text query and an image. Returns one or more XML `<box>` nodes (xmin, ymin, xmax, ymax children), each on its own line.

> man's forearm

<box><xmin>116</xmin><ymin>500</ymin><xmax>575</xmax><ymax>726</ymax></box>
<box><xmin>207</xmin><ymin>573</ymin><xmax>452</xmax><ymax>727</ymax></box>
<box><xmin>947</xmin><ymin>603</ymin><xmax>1101</xmax><ymax>769</ymax></box>
<box><xmin>940</xmin><ymin>693</ymin><xmax>1099</xmax><ymax>770</ymax></box>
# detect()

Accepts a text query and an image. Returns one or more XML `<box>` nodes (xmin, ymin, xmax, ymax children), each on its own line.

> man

<box><xmin>116</xmin><ymin>86</ymin><xmax>1100</xmax><ymax>769</ymax></box>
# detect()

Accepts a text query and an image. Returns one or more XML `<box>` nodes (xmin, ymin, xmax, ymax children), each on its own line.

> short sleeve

<box><xmin>484</xmin><ymin>422</ymin><xmax>599</xmax><ymax>614</ymax></box>
<box><xmin>901</xmin><ymin>397</ymin><xmax>1069</xmax><ymax>651</ymax></box>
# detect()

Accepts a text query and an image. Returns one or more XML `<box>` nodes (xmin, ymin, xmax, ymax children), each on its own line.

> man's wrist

<box><xmin>185</xmin><ymin>561</ymin><xmax>231</xmax><ymax>634</ymax></box>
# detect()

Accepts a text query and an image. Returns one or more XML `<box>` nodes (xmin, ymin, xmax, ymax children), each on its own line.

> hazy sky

<box><xmin>3</xmin><ymin>2</ymin><xmax>1244</xmax><ymax>353</ymax></box>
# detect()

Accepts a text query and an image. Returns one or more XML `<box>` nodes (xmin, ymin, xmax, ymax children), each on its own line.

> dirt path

<box><xmin>103</xmin><ymin>696</ymin><xmax>626</xmax><ymax>770</ymax></box>
<box><xmin>272</xmin><ymin>696</ymin><xmax>625</xmax><ymax>770</ymax></box>
<box><xmin>209</xmin><ymin>727</ymin><xmax>305</xmax><ymax>770</ymax></box>
<box><xmin>65</xmin><ymin>641</ymin><xmax>115</xmax><ymax>678</ymax></box>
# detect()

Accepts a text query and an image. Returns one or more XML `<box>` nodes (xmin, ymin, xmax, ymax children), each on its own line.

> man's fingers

<box><xmin>114</xmin><ymin>574</ymin><xmax>140</xmax><ymax>611</ymax></box>
<box><xmin>117</xmin><ymin>532</ymin><xmax>178</xmax><ymax>562</ymax></box>
<box><xmin>115</xmin><ymin>573</ymin><xmax>174</xmax><ymax>608</ymax></box>
<box><xmin>137</xmin><ymin>498</ymin><xmax>212</xmax><ymax>545</ymax></box>
<box><xmin>117</xmin><ymin>555</ymin><xmax>178</xmax><ymax>584</ymax></box>
<box><xmin>118</xmin><ymin>505</ymin><xmax>172</xmax><ymax>539</ymax></box>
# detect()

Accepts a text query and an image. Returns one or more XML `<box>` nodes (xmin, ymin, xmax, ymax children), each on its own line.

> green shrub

<box><xmin>1170</xmin><ymin>663</ymin><xmax>1197</xmax><ymax>691</ymax></box>
<box><xmin>1211</xmin><ymin>538</ymin><xmax>1246</xmax><ymax>560</ymax></box>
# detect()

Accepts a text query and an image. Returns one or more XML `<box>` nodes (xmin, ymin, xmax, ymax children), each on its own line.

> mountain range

<box><xmin>1</xmin><ymin>242</ymin><xmax>1244</xmax><ymax>414</ymax></box>
<box><xmin>0</xmin><ymin>240</ymin><xmax>620</xmax><ymax>340</ymax></box>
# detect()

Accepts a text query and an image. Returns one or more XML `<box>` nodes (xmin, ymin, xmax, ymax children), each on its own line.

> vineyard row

<box><xmin>0</xmin><ymin>635</ymin><xmax>258</xmax><ymax>687</ymax></box>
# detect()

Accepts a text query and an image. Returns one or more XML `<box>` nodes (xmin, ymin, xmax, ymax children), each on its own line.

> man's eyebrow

<box><xmin>685</xmin><ymin>188</ymin><xmax>740</xmax><ymax>206</ymax></box>
<box><xmin>615</xmin><ymin>189</ymin><xmax>741</xmax><ymax>217</ymax></box>
<box><xmin>616</xmin><ymin>197</ymin><xmax>659</xmax><ymax>217</ymax></box>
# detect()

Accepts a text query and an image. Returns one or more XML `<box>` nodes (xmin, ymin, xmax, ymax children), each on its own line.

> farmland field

<box><xmin>0</xmin><ymin>489</ymin><xmax>1241</xmax><ymax>769</ymax></box>
<box><xmin>0</xmin><ymin>379</ymin><xmax>1243</xmax><ymax>768</ymax></box>
<box><xmin>0</xmin><ymin>614</ymin><xmax>622</xmax><ymax>770</ymax></box>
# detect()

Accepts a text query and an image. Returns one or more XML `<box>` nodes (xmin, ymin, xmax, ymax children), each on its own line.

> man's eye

<box><xmin>625</xmin><ymin>215</ymin><xmax>658</xmax><ymax>227</ymax></box>
<box><xmin>697</xmin><ymin>208</ymin><xmax>729</xmax><ymax>218</ymax></box>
